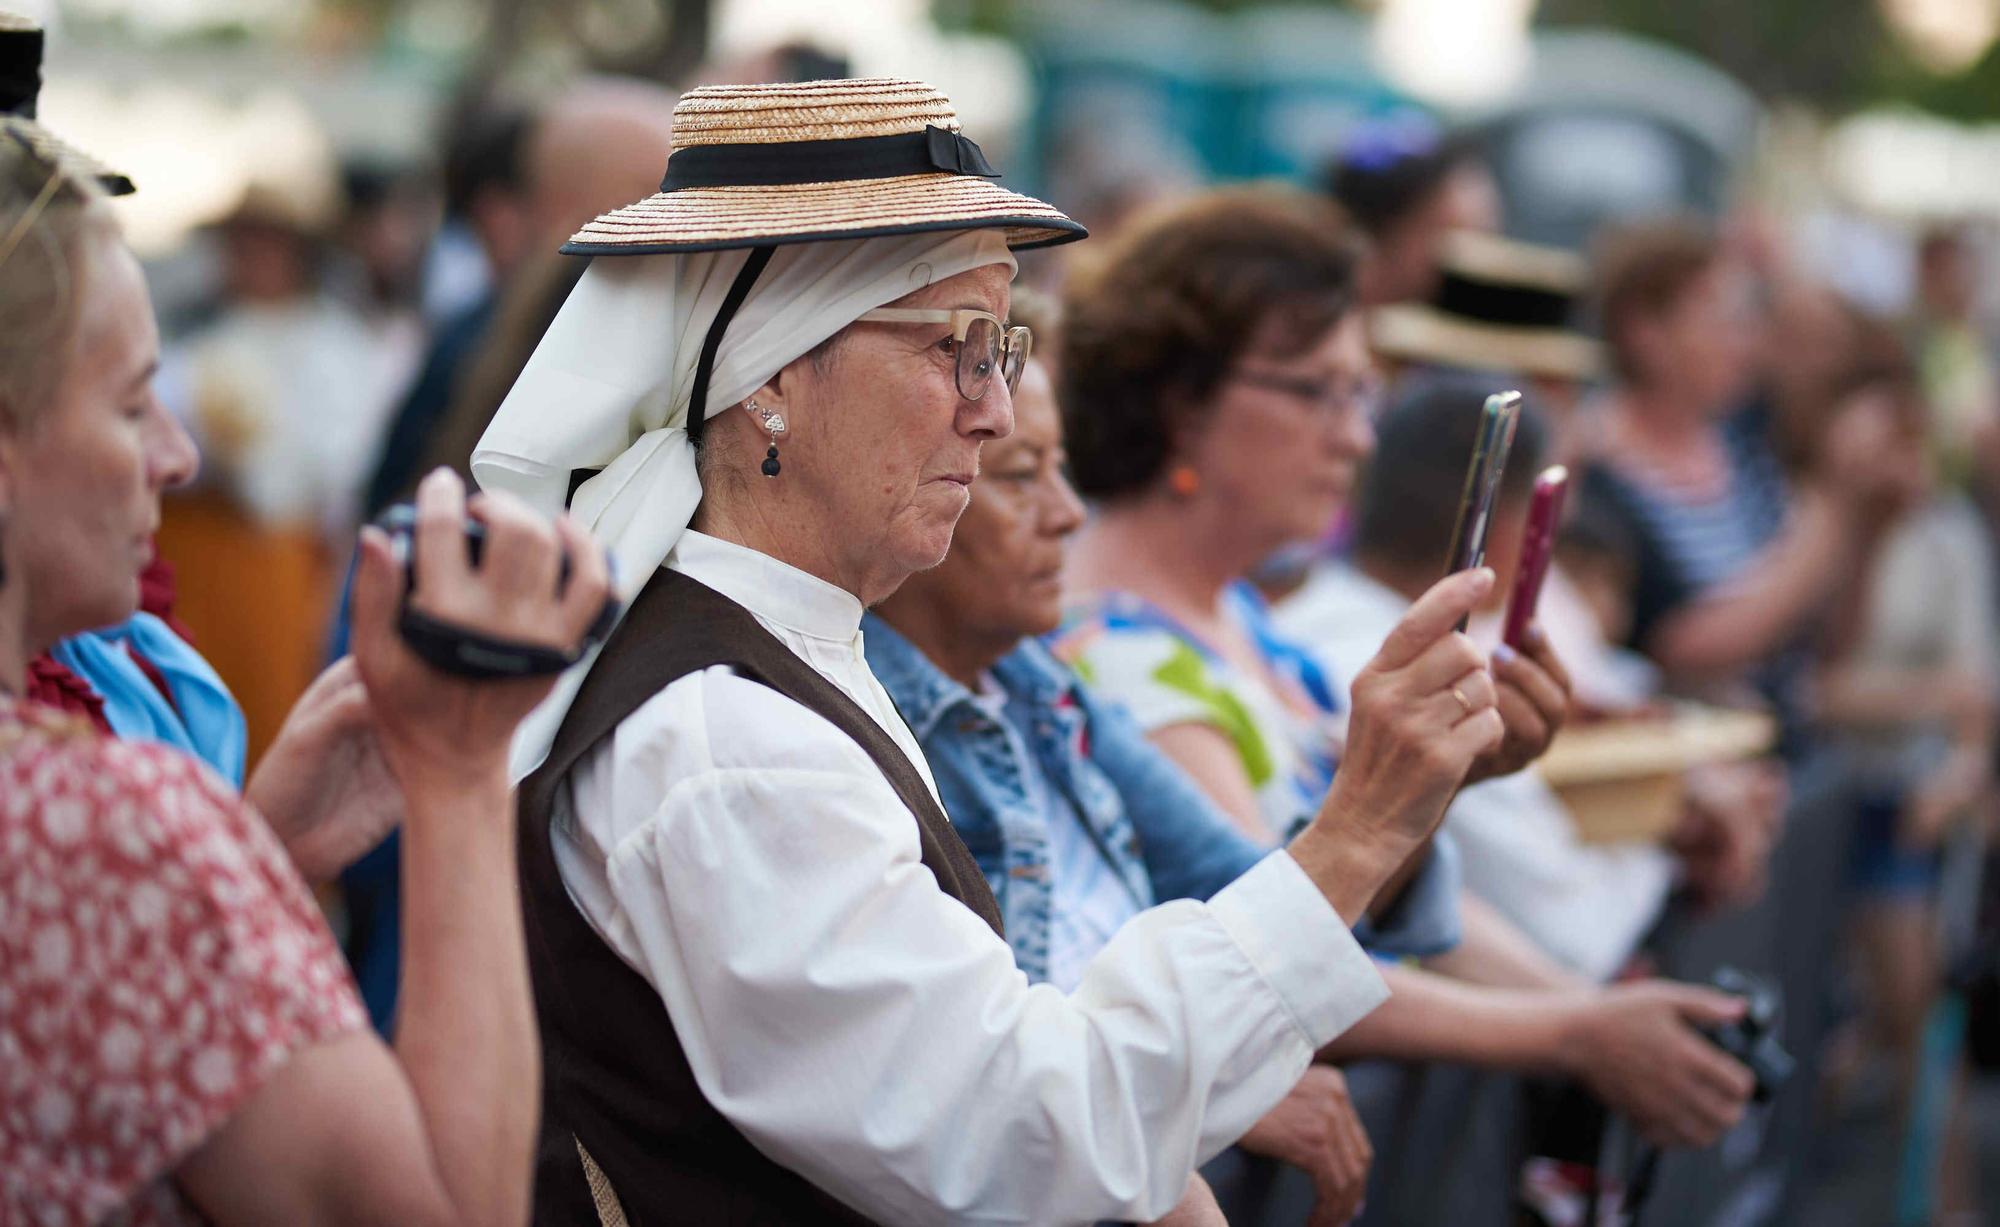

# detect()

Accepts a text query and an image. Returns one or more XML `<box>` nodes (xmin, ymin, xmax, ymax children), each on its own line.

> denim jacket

<box><xmin>863</xmin><ymin>617</ymin><xmax>1461</xmax><ymax>983</ymax></box>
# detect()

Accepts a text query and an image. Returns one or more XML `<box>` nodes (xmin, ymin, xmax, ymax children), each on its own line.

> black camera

<box><xmin>371</xmin><ymin>503</ymin><xmax>619</xmax><ymax>680</ymax></box>
<box><xmin>1703</xmin><ymin>967</ymin><xmax>1795</xmax><ymax>1103</ymax></box>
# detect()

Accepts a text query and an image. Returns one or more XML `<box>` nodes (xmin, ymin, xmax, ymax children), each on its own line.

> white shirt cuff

<box><xmin>1207</xmin><ymin>850</ymin><xmax>1389</xmax><ymax>1047</ymax></box>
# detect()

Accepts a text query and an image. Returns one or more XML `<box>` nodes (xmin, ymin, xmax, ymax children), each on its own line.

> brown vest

<box><xmin>517</xmin><ymin>566</ymin><xmax>1004</xmax><ymax>1226</ymax></box>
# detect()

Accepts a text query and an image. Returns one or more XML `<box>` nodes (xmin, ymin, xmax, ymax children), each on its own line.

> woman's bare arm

<box><xmin>1149</xmin><ymin>722</ymin><xmax>1276</xmax><ymax>842</ymax></box>
<box><xmin>176</xmin><ymin>472</ymin><xmax>610</xmax><ymax>1226</ymax></box>
<box><xmin>1647</xmin><ymin>488</ymin><xmax>1853</xmax><ymax>680</ymax></box>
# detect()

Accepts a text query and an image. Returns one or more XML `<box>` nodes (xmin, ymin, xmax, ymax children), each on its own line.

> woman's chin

<box><xmin>896</xmin><ymin>522</ymin><xmax>962</xmax><ymax>580</ymax></box>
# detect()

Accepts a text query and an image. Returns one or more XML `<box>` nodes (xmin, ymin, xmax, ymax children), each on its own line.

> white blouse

<box><xmin>552</xmin><ymin>530</ymin><xmax>1388</xmax><ymax>1225</ymax></box>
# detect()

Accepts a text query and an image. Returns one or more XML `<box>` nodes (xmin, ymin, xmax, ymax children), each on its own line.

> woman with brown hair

<box><xmin>1054</xmin><ymin>185</ymin><xmax>1760</xmax><ymax>1168</ymax></box>
<box><xmin>0</xmin><ymin>119</ymin><xmax>611</xmax><ymax>1225</ymax></box>
<box><xmin>1055</xmin><ymin>184</ymin><xmax>1565</xmax><ymax>842</ymax></box>
<box><xmin>1578</xmin><ymin>218</ymin><xmax>1900</xmax><ymax>734</ymax></box>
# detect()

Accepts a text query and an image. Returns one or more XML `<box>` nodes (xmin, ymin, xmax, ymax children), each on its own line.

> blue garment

<box><xmin>863</xmin><ymin>616</ymin><xmax>1460</xmax><ymax>980</ymax></box>
<box><xmin>50</xmin><ymin>613</ymin><xmax>248</xmax><ymax>788</ymax></box>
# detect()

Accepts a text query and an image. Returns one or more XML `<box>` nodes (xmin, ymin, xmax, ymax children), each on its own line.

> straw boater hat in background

<box><xmin>0</xmin><ymin>12</ymin><xmax>133</xmax><ymax>196</ymax></box>
<box><xmin>1372</xmin><ymin>229</ymin><xmax>1601</xmax><ymax>382</ymax></box>
<box><xmin>474</xmin><ymin>75</ymin><xmax>1085</xmax><ymax>775</ymax></box>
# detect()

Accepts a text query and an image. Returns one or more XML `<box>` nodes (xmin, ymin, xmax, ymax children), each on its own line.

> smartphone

<box><xmin>1441</xmin><ymin>391</ymin><xmax>1523</xmax><ymax>628</ymax></box>
<box><xmin>1502</xmin><ymin>465</ymin><xmax>1569</xmax><ymax>649</ymax></box>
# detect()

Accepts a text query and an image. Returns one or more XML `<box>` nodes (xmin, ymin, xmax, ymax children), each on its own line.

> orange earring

<box><xmin>1169</xmin><ymin>464</ymin><xmax>1200</xmax><ymax>498</ymax></box>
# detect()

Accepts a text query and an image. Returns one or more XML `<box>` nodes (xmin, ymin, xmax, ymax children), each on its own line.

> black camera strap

<box><xmin>397</xmin><ymin>608</ymin><xmax>586</xmax><ymax>680</ymax></box>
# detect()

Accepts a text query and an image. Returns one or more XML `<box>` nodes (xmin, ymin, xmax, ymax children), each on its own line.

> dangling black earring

<box><xmin>746</xmin><ymin>398</ymin><xmax>785</xmax><ymax>478</ymax></box>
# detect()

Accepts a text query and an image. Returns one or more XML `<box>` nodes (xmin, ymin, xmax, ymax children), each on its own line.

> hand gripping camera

<box><xmin>1703</xmin><ymin>967</ymin><xmax>1795</xmax><ymax>1102</ymax></box>
<box><xmin>373</xmin><ymin>503</ymin><xmax>621</xmax><ymax>681</ymax></box>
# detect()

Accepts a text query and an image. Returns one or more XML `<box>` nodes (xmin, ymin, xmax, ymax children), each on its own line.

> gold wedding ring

<box><xmin>1450</xmin><ymin>685</ymin><xmax>1474</xmax><ymax>717</ymax></box>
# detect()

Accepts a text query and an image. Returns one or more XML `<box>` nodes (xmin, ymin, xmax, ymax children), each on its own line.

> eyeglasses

<box><xmin>1230</xmin><ymin>369</ymin><xmax>1383</xmax><ymax>422</ymax></box>
<box><xmin>854</xmin><ymin>308</ymin><xmax>1033</xmax><ymax>402</ymax></box>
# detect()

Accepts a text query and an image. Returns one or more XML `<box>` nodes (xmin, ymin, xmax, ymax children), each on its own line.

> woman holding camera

<box><xmin>0</xmin><ymin>121</ymin><xmax>610</xmax><ymax>1225</ymax></box>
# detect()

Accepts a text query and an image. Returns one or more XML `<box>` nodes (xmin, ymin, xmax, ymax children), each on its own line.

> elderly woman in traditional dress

<box><xmin>476</xmin><ymin>78</ymin><xmax>1507</xmax><ymax>1225</ymax></box>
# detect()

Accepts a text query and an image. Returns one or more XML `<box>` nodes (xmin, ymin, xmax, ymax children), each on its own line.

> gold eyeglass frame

<box><xmin>854</xmin><ymin>307</ymin><xmax>1033</xmax><ymax>401</ymax></box>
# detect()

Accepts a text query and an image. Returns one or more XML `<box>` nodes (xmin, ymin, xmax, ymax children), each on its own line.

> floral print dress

<box><xmin>0</xmin><ymin>697</ymin><xmax>365</xmax><ymax>1226</ymax></box>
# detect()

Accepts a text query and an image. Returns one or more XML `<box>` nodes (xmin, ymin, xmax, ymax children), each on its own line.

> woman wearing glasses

<box><xmin>472</xmin><ymin>82</ymin><xmax>1514</xmax><ymax>1224</ymax></box>
<box><xmin>1056</xmin><ymin>186</ymin><xmax>1565</xmax><ymax>846</ymax></box>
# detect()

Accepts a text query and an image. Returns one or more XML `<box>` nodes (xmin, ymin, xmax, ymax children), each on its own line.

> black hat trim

<box><xmin>660</xmin><ymin>125</ymin><xmax>999</xmax><ymax>191</ymax></box>
<box><xmin>1433</xmin><ymin>268</ymin><xmax>1575</xmax><ymax>332</ymax></box>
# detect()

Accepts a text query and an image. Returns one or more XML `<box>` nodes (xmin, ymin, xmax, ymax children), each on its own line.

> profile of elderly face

<box><xmin>883</xmin><ymin>358</ymin><xmax>1085</xmax><ymax>645</ymax></box>
<box><xmin>0</xmin><ymin>211</ymin><xmax>199</xmax><ymax>652</ymax></box>
<box><xmin>699</xmin><ymin>262</ymin><xmax>1017</xmax><ymax>604</ymax></box>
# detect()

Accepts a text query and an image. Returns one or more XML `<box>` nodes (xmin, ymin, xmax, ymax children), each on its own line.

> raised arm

<box><xmin>175</xmin><ymin>470</ymin><xmax>611</xmax><ymax>1227</ymax></box>
<box><xmin>577</xmin><ymin>569</ymin><xmax>1499</xmax><ymax>1223</ymax></box>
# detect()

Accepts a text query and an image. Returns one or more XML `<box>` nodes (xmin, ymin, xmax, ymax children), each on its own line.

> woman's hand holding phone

<box><xmin>1467</xmin><ymin>623</ymin><xmax>1573</xmax><ymax>785</ymax></box>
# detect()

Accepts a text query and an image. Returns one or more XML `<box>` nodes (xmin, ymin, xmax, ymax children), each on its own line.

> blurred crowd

<box><xmin>7</xmin><ymin>13</ymin><xmax>2000</xmax><ymax>1227</ymax></box>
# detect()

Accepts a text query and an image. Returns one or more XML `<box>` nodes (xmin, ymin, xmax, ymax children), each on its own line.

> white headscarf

<box><xmin>473</xmin><ymin>228</ymin><xmax>1017</xmax><ymax>777</ymax></box>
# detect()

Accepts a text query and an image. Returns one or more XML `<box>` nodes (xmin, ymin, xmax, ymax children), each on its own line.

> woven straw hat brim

<box><xmin>0</xmin><ymin>115</ymin><xmax>133</xmax><ymax>196</ymax></box>
<box><xmin>1372</xmin><ymin>302</ymin><xmax>1601</xmax><ymax>383</ymax></box>
<box><xmin>562</xmin><ymin>172</ymin><xmax>1084</xmax><ymax>256</ymax></box>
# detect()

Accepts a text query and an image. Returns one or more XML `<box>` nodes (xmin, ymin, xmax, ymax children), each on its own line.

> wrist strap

<box><xmin>397</xmin><ymin>597</ymin><xmax>619</xmax><ymax>681</ymax></box>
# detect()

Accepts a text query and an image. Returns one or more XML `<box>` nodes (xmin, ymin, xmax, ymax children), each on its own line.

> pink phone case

<box><xmin>1502</xmin><ymin>465</ymin><xmax>1569</xmax><ymax>649</ymax></box>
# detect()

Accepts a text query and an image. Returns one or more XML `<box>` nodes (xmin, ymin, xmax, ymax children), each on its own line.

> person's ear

<box><xmin>744</xmin><ymin>352</ymin><xmax>815</xmax><ymax>438</ymax></box>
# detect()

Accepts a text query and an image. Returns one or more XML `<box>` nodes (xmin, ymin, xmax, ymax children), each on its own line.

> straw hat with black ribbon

<box><xmin>0</xmin><ymin>12</ymin><xmax>133</xmax><ymax>196</ymax></box>
<box><xmin>1371</xmin><ymin>229</ymin><xmax>1601</xmax><ymax>383</ymax></box>
<box><xmin>473</xmin><ymin>76</ymin><xmax>1084</xmax><ymax>777</ymax></box>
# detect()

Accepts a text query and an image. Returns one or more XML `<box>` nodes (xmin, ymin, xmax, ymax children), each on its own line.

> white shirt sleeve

<box><xmin>557</xmin><ymin>665</ymin><xmax>1387</xmax><ymax>1226</ymax></box>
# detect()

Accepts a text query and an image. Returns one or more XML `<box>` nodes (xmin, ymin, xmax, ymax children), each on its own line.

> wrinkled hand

<box><xmin>1316</xmin><ymin>569</ymin><xmax>1504</xmax><ymax>866</ymax></box>
<box><xmin>349</xmin><ymin>467</ymin><xmax>612</xmax><ymax>793</ymax></box>
<box><xmin>1146</xmin><ymin>1174</ymin><xmax>1228</xmax><ymax>1227</ymax></box>
<box><xmin>1240</xmin><ymin>1066</ymin><xmax>1372</xmax><ymax>1226</ymax></box>
<box><xmin>244</xmin><ymin>658</ymin><xmax>400</xmax><ymax>885</ymax></box>
<box><xmin>1560</xmin><ymin>981</ymin><xmax>1755</xmax><ymax>1149</ymax></box>
<box><xmin>1466</xmin><ymin>623</ymin><xmax>1572</xmax><ymax>784</ymax></box>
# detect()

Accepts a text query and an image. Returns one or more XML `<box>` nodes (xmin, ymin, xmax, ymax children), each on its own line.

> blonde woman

<box><xmin>0</xmin><ymin>121</ymin><xmax>610</xmax><ymax>1225</ymax></box>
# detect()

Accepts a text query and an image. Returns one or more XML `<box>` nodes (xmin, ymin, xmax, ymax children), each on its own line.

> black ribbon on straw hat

<box><xmin>1432</xmin><ymin>269</ymin><xmax>1575</xmax><ymax>333</ymax></box>
<box><xmin>687</xmin><ymin>246</ymin><xmax>776</xmax><ymax>448</ymax></box>
<box><xmin>661</xmin><ymin>125</ymin><xmax>999</xmax><ymax>190</ymax></box>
